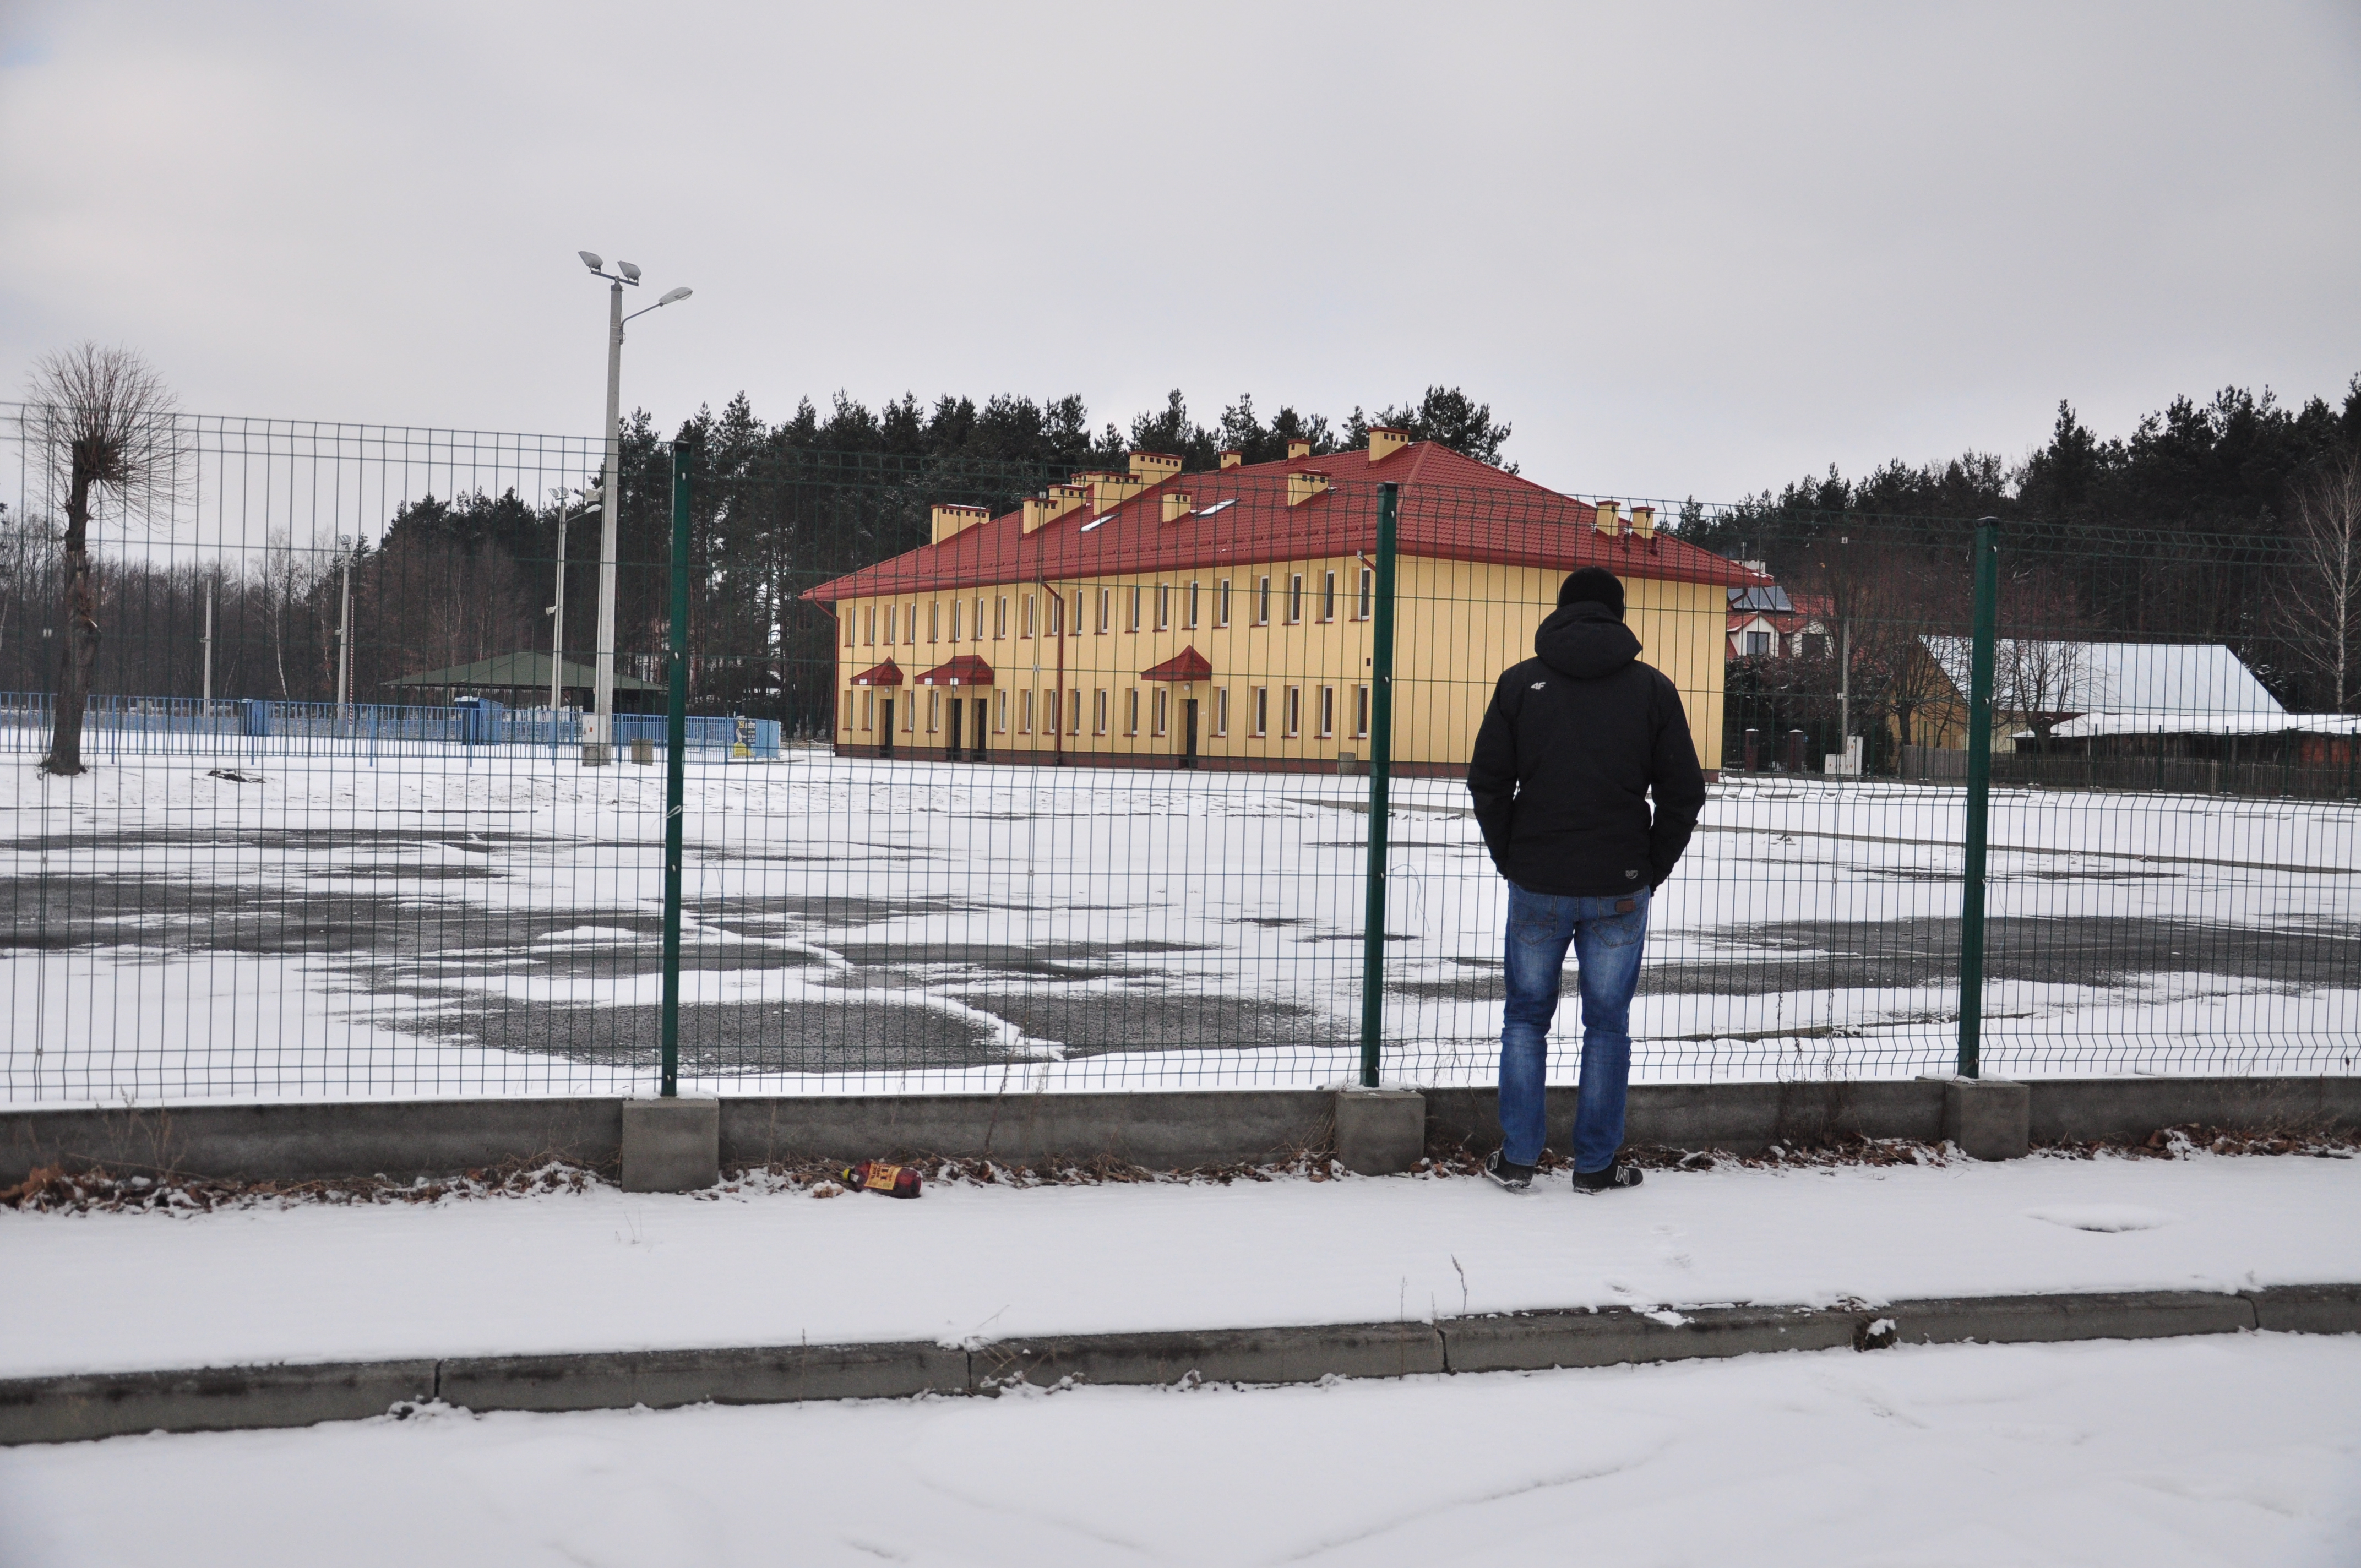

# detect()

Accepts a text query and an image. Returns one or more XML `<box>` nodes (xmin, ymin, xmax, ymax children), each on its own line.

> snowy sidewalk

<box><xmin>7</xmin><ymin>1153</ymin><xmax>2355</xmax><ymax>1380</ymax></box>
<box><xmin>8</xmin><ymin>1336</ymin><xmax>2359</xmax><ymax>1568</ymax></box>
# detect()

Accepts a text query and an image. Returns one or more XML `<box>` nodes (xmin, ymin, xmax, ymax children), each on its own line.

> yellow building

<box><xmin>806</xmin><ymin>433</ymin><xmax>1754</xmax><ymax>777</ymax></box>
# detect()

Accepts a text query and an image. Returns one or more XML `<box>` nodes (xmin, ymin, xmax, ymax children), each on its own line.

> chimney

<box><xmin>1367</xmin><ymin>427</ymin><xmax>1410</xmax><ymax>464</ymax></box>
<box><xmin>1286</xmin><ymin>439</ymin><xmax>1312</xmax><ymax>460</ymax></box>
<box><xmin>1631</xmin><ymin>505</ymin><xmax>1656</xmax><ymax>540</ymax></box>
<box><xmin>931</xmin><ymin>503</ymin><xmax>990</xmax><ymax>545</ymax></box>
<box><xmin>1286</xmin><ymin>470</ymin><xmax>1330</xmax><ymax>508</ymax></box>
<box><xmin>1129</xmin><ymin>450</ymin><xmax>1184</xmax><ymax>485</ymax></box>
<box><xmin>1218</xmin><ymin>450</ymin><xmax>1242</xmax><ymax>470</ymax></box>
<box><xmin>1087</xmin><ymin>472</ymin><xmax>1146</xmax><ymax>513</ymax></box>
<box><xmin>1592</xmin><ymin>500</ymin><xmax>1622</xmax><ymax>537</ymax></box>
<box><xmin>1021</xmin><ymin>485</ymin><xmax>1087</xmax><ymax>535</ymax></box>
<box><xmin>1161</xmin><ymin>491</ymin><xmax>1193</xmax><ymax>524</ymax></box>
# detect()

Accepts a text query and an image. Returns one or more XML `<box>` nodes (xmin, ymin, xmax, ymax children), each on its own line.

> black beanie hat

<box><xmin>1558</xmin><ymin>566</ymin><xmax>1625</xmax><ymax>619</ymax></box>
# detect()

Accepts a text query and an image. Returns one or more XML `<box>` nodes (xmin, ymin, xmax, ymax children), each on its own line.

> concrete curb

<box><xmin>4</xmin><ymin>1283</ymin><xmax>2354</xmax><ymax>1448</ymax></box>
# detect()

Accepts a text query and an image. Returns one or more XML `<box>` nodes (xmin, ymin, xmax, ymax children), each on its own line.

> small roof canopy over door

<box><xmin>850</xmin><ymin>658</ymin><xmax>904</xmax><ymax>687</ymax></box>
<box><xmin>916</xmin><ymin>655</ymin><xmax>994</xmax><ymax>687</ymax></box>
<box><xmin>1140</xmin><ymin>646</ymin><xmax>1214</xmax><ymax>683</ymax></box>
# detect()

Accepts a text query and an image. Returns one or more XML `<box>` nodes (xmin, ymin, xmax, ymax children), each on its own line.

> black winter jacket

<box><xmin>1466</xmin><ymin>601</ymin><xmax>1707</xmax><ymax>896</ymax></box>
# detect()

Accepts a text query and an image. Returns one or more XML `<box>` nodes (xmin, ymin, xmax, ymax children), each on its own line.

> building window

<box><xmin>950</xmin><ymin>600</ymin><xmax>962</xmax><ymax>642</ymax></box>
<box><xmin>928</xmin><ymin>690</ymin><xmax>940</xmax><ymax>732</ymax></box>
<box><xmin>1094</xmin><ymin>689</ymin><xmax>1109</xmax><ymax>734</ymax></box>
<box><xmin>1287</xmin><ymin>575</ymin><xmax>1303</xmax><ymax>624</ymax></box>
<box><xmin>1153</xmin><ymin>688</ymin><xmax>1168</xmax><ymax>736</ymax></box>
<box><xmin>1284</xmin><ymin>685</ymin><xmax>1301</xmax><ymax>737</ymax></box>
<box><xmin>1251</xmin><ymin>686</ymin><xmax>1267</xmax><ymax>737</ymax></box>
<box><xmin>1125</xmin><ymin>688</ymin><xmax>1139</xmax><ymax>734</ymax></box>
<box><xmin>1128</xmin><ymin>585</ymin><xmax>1141</xmax><ymax>633</ymax></box>
<box><xmin>1319</xmin><ymin>685</ymin><xmax>1334</xmax><ymax>737</ymax></box>
<box><xmin>843</xmin><ymin>614</ymin><xmax>853</xmax><ymax>647</ymax></box>
<box><xmin>929</xmin><ymin>602</ymin><xmax>939</xmax><ymax>643</ymax></box>
<box><xmin>1021</xmin><ymin>690</ymin><xmax>1034</xmax><ymax>733</ymax></box>
<box><xmin>1070</xmin><ymin>688</ymin><xmax>1082</xmax><ymax>733</ymax></box>
<box><xmin>1256</xmin><ymin>576</ymin><xmax>1270</xmax><ymax>625</ymax></box>
<box><xmin>1321</xmin><ymin>571</ymin><xmax>1335</xmax><ymax>622</ymax></box>
<box><xmin>975</xmin><ymin>596</ymin><xmax>986</xmax><ymax>641</ymax></box>
<box><xmin>857</xmin><ymin>690</ymin><xmax>867</xmax><ymax>731</ymax></box>
<box><xmin>995</xmin><ymin>690</ymin><xmax>1008</xmax><ymax>732</ymax></box>
<box><xmin>1745</xmin><ymin>631</ymin><xmax>1771</xmax><ymax>656</ymax></box>
<box><xmin>884</xmin><ymin>606</ymin><xmax>895</xmax><ymax>644</ymax></box>
<box><xmin>1186</xmin><ymin>582</ymin><xmax>1199</xmax><ymax>629</ymax></box>
<box><xmin>1217</xmin><ymin>579</ymin><xmax>1231</xmax><ymax>628</ymax></box>
<box><xmin>864</xmin><ymin>606</ymin><xmax>875</xmax><ymax>645</ymax></box>
<box><xmin>1355</xmin><ymin>684</ymin><xmax>1369</xmax><ymax>738</ymax></box>
<box><xmin>1155</xmin><ymin>584</ymin><xmax>1169</xmax><ymax>631</ymax></box>
<box><xmin>1098</xmin><ymin>588</ymin><xmax>1111</xmax><ymax>634</ymax></box>
<box><xmin>906</xmin><ymin>604</ymin><xmax>917</xmax><ymax>644</ymax></box>
<box><xmin>1214</xmin><ymin>687</ymin><xmax>1229</xmax><ymax>736</ymax></box>
<box><xmin>1071</xmin><ymin>590</ymin><xmax>1084</xmax><ymax>636</ymax></box>
<box><xmin>995</xmin><ymin>597</ymin><xmax>1008</xmax><ymax>639</ymax></box>
<box><xmin>904</xmin><ymin>695</ymin><xmax>916</xmax><ymax>732</ymax></box>
<box><xmin>1357</xmin><ymin>568</ymin><xmax>1373</xmax><ymax>620</ymax></box>
<box><xmin>1024</xmin><ymin>594</ymin><xmax>1035</xmax><ymax>638</ymax></box>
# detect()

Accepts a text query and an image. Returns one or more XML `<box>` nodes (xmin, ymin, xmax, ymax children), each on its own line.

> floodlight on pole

<box><xmin>574</xmin><ymin>249</ymin><xmax>693</xmax><ymax>764</ymax></box>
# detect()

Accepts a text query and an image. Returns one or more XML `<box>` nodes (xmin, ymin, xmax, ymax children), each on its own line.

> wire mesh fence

<box><xmin>4</xmin><ymin>405</ymin><xmax>2355</xmax><ymax>1106</ymax></box>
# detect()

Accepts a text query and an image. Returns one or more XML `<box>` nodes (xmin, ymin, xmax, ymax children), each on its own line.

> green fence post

<box><xmin>1957</xmin><ymin>517</ymin><xmax>2001</xmax><ymax>1080</ymax></box>
<box><xmin>659</xmin><ymin>440</ymin><xmax>692</xmax><ymax>1098</ymax></box>
<box><xmin>1357</xmin><ymin>481</ymin><xmax>1400</xmax><ymax>1089</ymax></box>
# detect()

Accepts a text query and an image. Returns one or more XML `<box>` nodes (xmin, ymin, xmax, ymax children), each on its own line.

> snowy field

<box><xmin>5</xmin><ymin>1152</ymin><xmax>2353</xmax><ymax>1380</ymax></box>
<box><xmin>4</xmin><ymin>745</ymin><xmax>2356</xmax><ymax>1104</ymax></box>
<box><xmin>4</xmin><ymin>1335</ymin><xmax>2356</xmax><ymax>1567</ymax></box>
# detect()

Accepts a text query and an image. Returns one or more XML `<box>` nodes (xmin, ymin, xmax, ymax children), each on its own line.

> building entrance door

<box><xmin>879</xmin><ymin>698</ymin><xmax>894</xmax><ymax>758</ymax></box>
<box><xmin>1182</xmin><ymin>698</ymin><xmax>1198</xmax><ymax>769</ymax></box>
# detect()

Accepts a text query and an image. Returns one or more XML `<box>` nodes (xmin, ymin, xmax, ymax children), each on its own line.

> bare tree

<box><xmin>22</xmin><ymin>344</ymin><xmax>178</xmax><ymax>774</ymax></box>
<box><xmin>2284</xmin><ymin>447</ymin><xmax>2361</xmax><ymax>712</ymax></box>
<box><xmin>1995</xmin><ymin>569</ymin><xmax>2091</xmax><ymax>741</ymax></box>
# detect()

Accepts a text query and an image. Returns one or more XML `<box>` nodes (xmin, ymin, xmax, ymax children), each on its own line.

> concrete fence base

<box><xmin>6</xmin><ymin>1284</ymin><xmax>2353</xmax><ymax>1446</ymax></box>
<box><xmin>3</xmin><ymin>1077</ymin><xmax>2355</xmax><ymax>1189</ymax></box>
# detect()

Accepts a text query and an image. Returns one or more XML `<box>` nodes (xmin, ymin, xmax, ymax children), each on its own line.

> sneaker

<box><xmin>1570</xmin><ymin>1161</ymin><xmax>1644</xmax><ymax>1194</ymax></box>
<box><xmin>1483</xmin><ymin>1151</ymin><xmax>1536</xmax><ymax>1193</ymax></box>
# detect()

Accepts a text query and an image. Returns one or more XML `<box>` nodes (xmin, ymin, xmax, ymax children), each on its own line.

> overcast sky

<box><xmin>2</xmin><ymin>1</ymin><xmax>2356</xmax><ymax>503</ymax></box>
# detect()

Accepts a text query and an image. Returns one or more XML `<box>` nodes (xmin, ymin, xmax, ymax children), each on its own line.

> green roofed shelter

<box><xmin>384</xmin><ymin>651</ymin><xmax>663</xmax><ymax>703</ymax></box>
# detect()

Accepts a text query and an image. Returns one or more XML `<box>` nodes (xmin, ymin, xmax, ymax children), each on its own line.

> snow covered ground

<box><xmin>5</xmin><ymin>746</ymin><xmax>2356</xmax><ymax>1104</ymax></box>
<box><xmin>5</xmin><ymin>1152</ymin><xmax>2354</xmax><ymax>1380</ymax></box>
<box><xmin>4</xmin><ymin>1334</ymin><xmax>2355</xmax><ymax>1567</ymax></box>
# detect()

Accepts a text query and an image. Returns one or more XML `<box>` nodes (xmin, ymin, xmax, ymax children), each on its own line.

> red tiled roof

<box><xmin>914</xmin><ymin>655</ymin><xmax>994</xmax><ymax>687</ymax></box>
<box><xmin>804</xmin><ymin>442</ymin><xmax>1762</xmax><ymax>604</ymax></box>
<box><xmin>1140</xmin><ymin>646</ymin><xmax>1214</xmax><ymax>682</ymax></box>
<box><xmin>848</xmin><ymin>658</ymin><xmax>902</xmax><ymax>687</ymax></box>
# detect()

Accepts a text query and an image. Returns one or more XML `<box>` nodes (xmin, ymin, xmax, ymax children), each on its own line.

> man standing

<box><xmin>1467</xmin><ymin>567</ymin><xmax>1706</xmax><ymax>1193</ymax></box>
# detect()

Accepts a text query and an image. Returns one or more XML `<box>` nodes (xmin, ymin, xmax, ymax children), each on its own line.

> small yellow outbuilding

<box><xmin>806</xmin><ymin>433</ymin><xmax>1752</xmax><ymax>777</ymax></box>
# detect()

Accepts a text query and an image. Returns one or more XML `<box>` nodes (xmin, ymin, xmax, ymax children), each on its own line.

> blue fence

<box><xmin>0</xmin><ymin>692</ymin><xmax>781</xmax><ymax>760</ymax></box>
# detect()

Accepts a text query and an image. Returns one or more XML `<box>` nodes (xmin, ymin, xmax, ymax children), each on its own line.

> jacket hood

<box><xmin>1534</xmin><ymin>601</ymin><xmax>1641</xmax><ymax>679</ymax></box>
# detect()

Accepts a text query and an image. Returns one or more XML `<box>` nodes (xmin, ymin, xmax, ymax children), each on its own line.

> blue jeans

<box><xmin>1499</xmin><ymin>882</ymin><xmax>1651</xmax><ymax>1173</ymax></box>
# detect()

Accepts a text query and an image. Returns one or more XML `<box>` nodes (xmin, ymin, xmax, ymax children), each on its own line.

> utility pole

<box><xmin>574</xmin><ymin>252</ymin><xmax>692</xmax><ymax>766</ymax></box>
<box><xmin>335</xmin><ymin>546</ymin><xmax>354</xmax><ymax>725</ymax></box>
<box><xmin>588</xmin><ymin>278</ymin><xmax>623</xmax><ymax>765</ymax></box>
<box><xmin>1838</xmin><ymin>617</ymin><xmax>1851</xmax><ymax>762</ymax></box>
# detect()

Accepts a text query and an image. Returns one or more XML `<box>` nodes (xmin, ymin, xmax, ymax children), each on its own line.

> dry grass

<box><xmin>4</xmin><ymin>1124</ymin><xmax>2351</xmax><ymax>1216</ymax></box>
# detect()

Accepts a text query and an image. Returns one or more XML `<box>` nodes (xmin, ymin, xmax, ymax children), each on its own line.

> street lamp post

<box><xmin>575</xmin><ymin>251</ymin><xmax>692</xmax><ymax>765</ymax></box>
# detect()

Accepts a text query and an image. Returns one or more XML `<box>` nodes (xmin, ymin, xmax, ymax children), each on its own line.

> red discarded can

<box><xmin>842</xmin><ymin>1160</ymin><xmax>922</xmax><ymax>1199</ymax></box>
